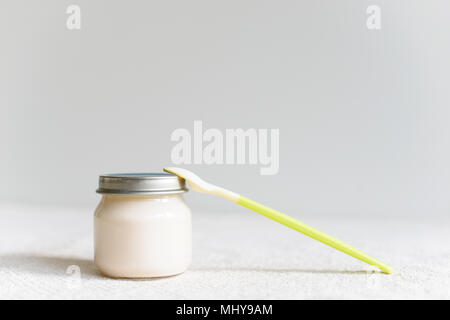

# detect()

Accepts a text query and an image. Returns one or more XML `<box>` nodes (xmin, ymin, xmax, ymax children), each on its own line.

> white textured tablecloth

<box><xmin>0</xmin><ymin>204</ymin><xmax>449</xmax><ymax>299</ymax></box>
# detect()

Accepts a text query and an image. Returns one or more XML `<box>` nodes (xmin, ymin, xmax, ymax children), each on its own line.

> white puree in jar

<box><xmin>94</xmin><ymin>173</ymin><xmax>191</xmax><ymax>278</ymax></box>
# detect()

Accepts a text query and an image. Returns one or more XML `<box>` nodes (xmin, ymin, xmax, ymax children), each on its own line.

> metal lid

<box><xmin>96</xmin><ymin>173</ymin><xmax>188</xmax><ymax>195</ymax></box>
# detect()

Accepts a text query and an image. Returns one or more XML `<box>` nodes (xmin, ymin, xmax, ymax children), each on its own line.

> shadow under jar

<box><xmin>94</xmin><ymin>173</ymin><xmax>191</xmax><ymax>278</ymax></box>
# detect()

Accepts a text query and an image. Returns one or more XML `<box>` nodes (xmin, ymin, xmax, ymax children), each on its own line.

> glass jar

<box><xmin>94</xmin><ymin>173</ymin><xmax>191</xmax><ymax>278</ymax></box>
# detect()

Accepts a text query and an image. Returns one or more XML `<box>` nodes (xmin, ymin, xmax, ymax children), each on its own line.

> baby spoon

<box><xmin>164</xmin><ymin>167</ymin><xmax>393</xmax><ymax>274</ymax></box>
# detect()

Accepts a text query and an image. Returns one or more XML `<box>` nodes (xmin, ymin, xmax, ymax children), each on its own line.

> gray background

<box><xmin>1</xmin><ymin>1</ymin><xmax>449</xmax><ymax>217</ymax></box>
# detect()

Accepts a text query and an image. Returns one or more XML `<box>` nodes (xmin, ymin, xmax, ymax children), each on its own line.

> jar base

<box><xmin>96</xmin><ymin>263</ymin><xmax>188</xmax><ymax>279</ymax></box>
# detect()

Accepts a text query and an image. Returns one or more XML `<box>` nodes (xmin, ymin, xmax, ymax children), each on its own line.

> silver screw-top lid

<box><xmin>96</xmin><ymin>173</ymin><xmax>188</xmax><ymax>195</ymax></box>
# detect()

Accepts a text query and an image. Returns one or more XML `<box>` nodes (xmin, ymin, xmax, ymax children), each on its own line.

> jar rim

<box><xmin>96</xmin><ymin>173</ymin><xmax>188</xmax><ymax>195</ymax></box>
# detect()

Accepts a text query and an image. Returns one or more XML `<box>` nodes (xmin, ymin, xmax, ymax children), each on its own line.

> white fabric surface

<box><xmin>0</xmin><ymin>203</ymin><xmax>449</xmax><ymax>299</ymax></box>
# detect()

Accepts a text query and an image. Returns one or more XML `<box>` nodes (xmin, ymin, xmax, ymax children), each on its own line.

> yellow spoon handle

<box><xmin>237</xmin><ymin>195</ymin><xmax>393</xmax><ymax>274</ymax></box>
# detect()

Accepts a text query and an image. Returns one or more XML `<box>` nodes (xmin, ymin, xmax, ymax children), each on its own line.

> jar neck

<box><xmin>101</xmin><ymin>193</ymin><xmax>184</xmax><ymax>202</ymax></box>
